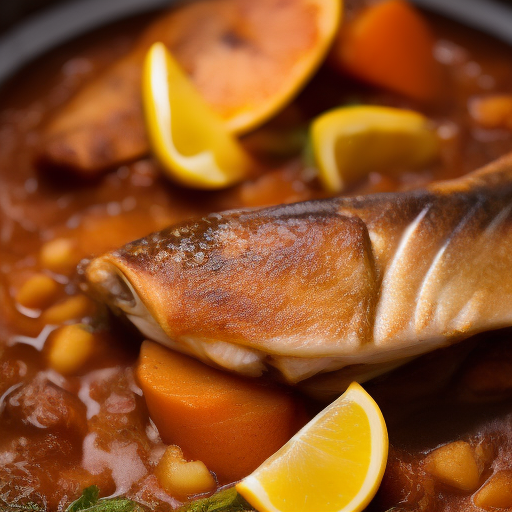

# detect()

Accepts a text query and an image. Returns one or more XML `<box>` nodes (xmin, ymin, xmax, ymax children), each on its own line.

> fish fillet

<box><xmin>84</xmin><ymin>154</ymin><xmax>512</xmax><ymax>390</ymax></box>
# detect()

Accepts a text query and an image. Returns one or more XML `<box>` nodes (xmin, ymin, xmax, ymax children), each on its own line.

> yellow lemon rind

<box><xmin>143</xmin><ymin>42</ymin><xmax>251</xmax><ymax>190</ymax></box>
<box><xmin>236</xmin><ymin>382</ymin><xmax>388</xmax><ymax>512</ymax></box>
<box><xmin>311</xmin><ymin>105</ymin><xmax>439</xmax><ymax>194</ymax></box>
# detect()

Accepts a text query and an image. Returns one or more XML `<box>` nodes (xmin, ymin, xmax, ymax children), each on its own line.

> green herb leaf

<box><xmin>301</xmin><ymin>133</ymin><xmax>316</xmax><ymax>170</ymax></box>
<box><xmin>65</xmin><ymin>487</ymin><xmax>147</xmax><ymax>512</ymax></box>
<box><xmin>178</xmin><ymin>487</ymin><xmax>255</xmax><ymax>512</ymax></box>
<box><xmin>66</xmin><ymin>486</ymin><xmax>100</xmax><ymax>512</ymax></box>
<box><xmin>73</xmin><ymin>498</ymin><xmax>146</xmax><ymax>512</ymax></box>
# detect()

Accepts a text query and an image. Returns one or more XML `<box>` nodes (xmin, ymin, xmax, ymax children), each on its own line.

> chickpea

<box><xmin>40</xmin><ymin>238</ymin><xmax>79</xmax><ymax>274</ymax></box>
<box><xmin>424</xmin><ymin>441</ymin><xmax>480</xmax><ymax>492</ymax></box>
<box><xmin>155</xmin><ymin>445</ymin><xmax>216</xmax><ymax>500</ymax></box>
<box><xmin>47</xmin><ymin>324</ymin><xmax>95</xmax><ymax>375</ymax></box>
<box><xmin>16</xmin><ymin>274</ymin><xmax>60</xmax><ymax>310</ymax></box>
<box><xmin>41</xmin><ymin>295</ymin><xmax>95</xmax><ymax>325</ymax></box>
<box><xmin>474</xmin><ymin>471</ymin><xmax>512</xmax><ymax>510</ymax></box>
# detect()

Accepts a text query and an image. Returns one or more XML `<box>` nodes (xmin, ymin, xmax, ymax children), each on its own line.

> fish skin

<box><xmin>36</xmin><ymin>0</ymin><xmax>328</xmax><ymax>175</ymax></box>
<box><xmin>85</xmin><ymin>154</ymin><xmax>512</xmax><ymax>384</ymax></box>
<box><xmin>89</xmin><ymin>201</ymin><xmax>378</xmax><ymax>356</ymax></box>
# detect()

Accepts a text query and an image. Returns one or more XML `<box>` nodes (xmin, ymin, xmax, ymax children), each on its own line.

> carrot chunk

<box><xmin>331</xmin><ymin>0</ymin><xmax>442</xmax><ymax>101</ymax></box>
<box><xmin>136</xmin><ymin>341</ymin><xmax>308</xmax><ymax>484</ymax></box>
<box><xmin>469</xmin><ymin>95</ymin><xmax>512</xmax><ymax>130</ymax></box>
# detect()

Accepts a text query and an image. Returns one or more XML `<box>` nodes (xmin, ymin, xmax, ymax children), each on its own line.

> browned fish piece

<box><xmin>85</xmin><ymin>154</ymin><xmax>512</xmax><ymax>391</ymax></box>
<box><xmin>37</xmin><ymin>0</ymin><xmax>330</xmax><ymax>175</ymax></box>
<box><xmin>37</xmin><ymin>55</ymin><xmax>147</xmax><ymax>176</ymax></box>
<box><xmin>36</xmin><ymin>15</ymin><xmax>162</xmax><ymax>176</ymax></box>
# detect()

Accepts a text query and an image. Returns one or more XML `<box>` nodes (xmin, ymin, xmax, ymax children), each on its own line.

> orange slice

<box><xmin>236</xmin><ymin>382</ymin><xmax>388</xmax><ymax>512</ymax></box>
<box><xmin>147</xmin><ymin>0</ymin><xmax>342</xmax><ymax>134</ymax></box>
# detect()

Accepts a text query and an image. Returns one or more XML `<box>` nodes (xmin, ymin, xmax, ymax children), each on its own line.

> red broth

<box><xmin>1</xmin><ymin>4</ymin><xmax>512</xmax><ymax>511</ymax></box>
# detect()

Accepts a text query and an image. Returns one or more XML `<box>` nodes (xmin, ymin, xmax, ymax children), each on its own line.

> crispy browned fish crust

<box><xmin>85</xmin><ymin>154</ymin><xmax>512</xmax><ymax>385</ymax></box>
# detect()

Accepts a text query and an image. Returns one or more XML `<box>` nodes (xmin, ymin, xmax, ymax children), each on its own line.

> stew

<box><xmin>2</xmin><ymin>0</ymin><xmax>512</xmax><ymax>511</ymax></box>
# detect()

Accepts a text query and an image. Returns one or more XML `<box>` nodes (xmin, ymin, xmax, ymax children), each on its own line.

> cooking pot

<box><xmin>1</xmin><ymin>0</ymin><xmax>512</xmax><ymax>86</ymax></box>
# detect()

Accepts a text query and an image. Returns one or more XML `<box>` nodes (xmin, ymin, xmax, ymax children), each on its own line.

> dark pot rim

<box><xmin>0</xmin><ymin>0</ymin><xmax>512</xmax><ymax>85</ymax></box>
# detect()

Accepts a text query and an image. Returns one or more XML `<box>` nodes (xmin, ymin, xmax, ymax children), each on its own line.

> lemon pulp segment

<box><xmin>142</xmin><ymin>42</ymin><xmax>252</xmax><ymax>189</ymax></box>
<box><xmin>311</xmin><ymin>105</ymin><xmax>439</xmax><ymax>193</ymax></box>
<box><xmin>237</xmin><ymin>382</ymin><xmax>388</xmax><ymax>512</ymax></box>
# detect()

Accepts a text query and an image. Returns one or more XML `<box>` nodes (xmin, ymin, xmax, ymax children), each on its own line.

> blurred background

<box><xmin>2</xmin><ymin>0</ymin><xmax>512</xmax><ymax>34</ymax></box>
<box><xmin>0</xmin><ymin>0</ymin><xmax>67</xmax><ymax>33</ymax></box>
<box><xmin>0</xmin><ymin>0</ymin><xmax>148</xmax><ymax>33</ymax></box>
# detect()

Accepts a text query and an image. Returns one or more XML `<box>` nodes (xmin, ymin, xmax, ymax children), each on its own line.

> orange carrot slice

<box><xmin>331</xmin><ymin>0</ymin><xmax>442</xmax><ymax>101</ymax></box>
<box><xmin>136</xmin><ymin>341</ymin><xmax>308</xmax><ymax>484</ymax></box>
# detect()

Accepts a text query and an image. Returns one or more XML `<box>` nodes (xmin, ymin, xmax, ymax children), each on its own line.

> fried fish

<box><xmin>84</xmin><ymin>154</ymin><xmax>512</xmax><ymax>391</ymax></box>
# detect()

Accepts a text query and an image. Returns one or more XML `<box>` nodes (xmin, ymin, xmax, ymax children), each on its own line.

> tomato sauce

<box><xmin>1</xmin><ymin>4</ymin><xmax>512</xmax><ymax>511</ymax></box>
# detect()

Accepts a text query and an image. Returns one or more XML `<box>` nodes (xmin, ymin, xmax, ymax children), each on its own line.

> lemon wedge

<box><xmin>149</xmin><ymin>0</ymin><xmax>342</xmax><ymax>135</ymax></box>
<box><xmin>142</xmin><ymin>42</ymin><xmax>252</xmax><ymax>189</ymax></box>
<box><xmin>311</xmin><ymin>105</ymin><xmax>439</xmax><ymax>193</ymax></box>
<box><xmin>236</xmin><ymin>382</ymin><xmax>388</xmax><ymax>512</ymax></box>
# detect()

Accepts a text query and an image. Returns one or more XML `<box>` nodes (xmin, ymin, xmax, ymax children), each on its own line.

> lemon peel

<box><xmin>236</xmin><ymin>382</ymin><xmax>388</xmax><ymax>512</ymax></box>
<box><xmin>311</xmin><ymin>105</ymin><xmax>439</xmax><ymax>193</ymax></box>
<box><xmin>142</xmin><ymin>42</ymin><xmax>252</xmax><ymax>189</ymax></box>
